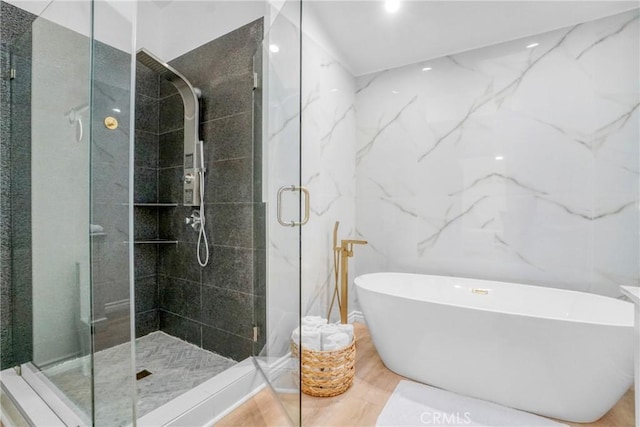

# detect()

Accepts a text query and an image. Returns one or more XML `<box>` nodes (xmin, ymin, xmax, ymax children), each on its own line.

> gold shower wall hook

<box><xmin>104</xmin><ymin>116</ymin><xmax>118</xmax><ymax>130</ymax></box>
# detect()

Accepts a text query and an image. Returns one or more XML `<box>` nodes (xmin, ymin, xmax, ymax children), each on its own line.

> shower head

<box><xmin>136</xmin><ymin>49</ymin><xmax>170</xmax><ymax>75</ymax></box>
<box><xmin>136</xmin><ymin>49</ymin><xmax>201</xmax><ymax>101</ymax></box>
<box><xmin>136</xmin><ymin>48</ymin><xmax>200</xmax><ymax>138</ymax></box>
<box><xmin>136</xmin><ymin>48</ymin><xmax>203</xmax><ymax>207</ymax></box>
<box><xmin>137</xmin><ymin>50</ymin><xmax>201</xmax><ymax>98</ymax></box>
<box><xmin>136</xmin><ymin>47</ymin><xmax>201</xmax><ymax>133</ymax></box>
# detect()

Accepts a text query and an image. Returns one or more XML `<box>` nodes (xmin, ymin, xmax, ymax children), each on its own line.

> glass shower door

<box><xmin>15</xmin><ymin>0</ymin><xmax>137</xmax><ymax>425</ymax></box>
<box><xmin>253</xmin><ymin>0</ymin><xmax>303</xmax><ymax>425</ymax></box>
<box><xmin>27</xmin><ymin>2</ymin><xmax>94</xmax><ymax>425</ymax></box>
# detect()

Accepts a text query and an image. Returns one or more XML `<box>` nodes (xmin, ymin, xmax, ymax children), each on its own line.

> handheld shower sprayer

<box><xmin>196</xmin><ymin>140</ymin><xmax>209</xmax><ymax>267</ymax></box>
<box><xmin>184</xmin><ymin>142</ymin><xmax>209</xmax><ymax>267</ymax></box>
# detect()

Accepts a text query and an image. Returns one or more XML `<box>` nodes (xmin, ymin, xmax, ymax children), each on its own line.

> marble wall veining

<box><xmin>301</xmin><ymin>33</ymin><xmax>356</xmax><ymax>321</ymax></box>
<box><xmin>353</xmin><ymin>10</ymin><xmax>640</xmax><ymax>303</ymax></box>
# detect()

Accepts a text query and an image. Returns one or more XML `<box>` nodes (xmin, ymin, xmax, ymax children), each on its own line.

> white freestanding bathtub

<box><xmin>355</xmin><ymin>272</ymin><xmax>635</xmax><ymax>423</ymax></box>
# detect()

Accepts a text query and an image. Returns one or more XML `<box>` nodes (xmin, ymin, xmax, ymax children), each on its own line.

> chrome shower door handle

<box><xmin>277</xmin><ymin>185</ymin><xmax>310</xmax><ymax>227</ymax></box>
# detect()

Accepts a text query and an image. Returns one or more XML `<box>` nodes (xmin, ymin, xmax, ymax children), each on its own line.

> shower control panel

<box><xmin>184</xmin><ymin>141</ymin><xmax>203</xmax><ymax>207</ymax></box>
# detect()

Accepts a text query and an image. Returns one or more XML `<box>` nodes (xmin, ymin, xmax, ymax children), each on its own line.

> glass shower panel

<box><xmin>29</xmin><ymin>0</ymin><xmax>93</xmax><ymax>424</ymax></box>
<box><xmin>254</xmin><ymin>0</ymin><xmax>302</xmax><ymax>424</ymax></box>
<box><xmin>90</xmin><ymin>1</ymin><xmax>137</xmax><ymax>425</ymax></box>
<box><xmin>19</xmin><ymin>0</ymin><xmax>138</xmax><ymax>425</ymax></box>
<box><xmin>9</xmin><ymin>13</ymin><xmax>35</xmax><ymax>371</ymax></box>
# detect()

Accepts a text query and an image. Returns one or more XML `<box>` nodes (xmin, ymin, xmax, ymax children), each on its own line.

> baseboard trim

<box><xmin>34</xmin><ymin>350</ymin><xmax>82</xmax><ymax>372</ymax></box>
<box><xmin>266</xmin><ymin>352</ymin><xmax>293</xmax><ymax>380</ymax></box>
<box><xmin>105</xmin><ymin>298</ymin><xmax>130</xmax><ymax>315</ymax></box>
<box><xmin>41</xmin><ymin>354</ymin><xmax>89</xmax><ymax>376</ymax></box>
<box><xmin>348</xmin><ymin>310</ymin><xmax>366</xmax><ymax>324</ymax></box>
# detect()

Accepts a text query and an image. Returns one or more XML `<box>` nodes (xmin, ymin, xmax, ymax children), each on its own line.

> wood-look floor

<box><xmin>217</xmin><ymin>323</ymin><xmax>635</xmax><ymax>427</ymax></box>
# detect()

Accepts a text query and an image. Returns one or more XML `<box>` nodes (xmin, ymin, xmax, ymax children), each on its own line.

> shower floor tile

<box><xmin>46</xmin><ymin>331</ymin><xmax>237</xmax><ymax>426</ymax></box>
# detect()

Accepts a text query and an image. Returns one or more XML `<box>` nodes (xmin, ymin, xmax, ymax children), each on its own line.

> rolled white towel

<box><xmin>302</xmin><ymin>316</ymin><xmax>327</xmax><ymax>328</ymax></box>
<box><xmin>322</xmin><ymin>332</ymin><xmax>350</xmax><ymax>351</ymax></box>
<box><xmin>319</xmin><ymin>324</ymin><xmax>338</xmax><ymax>346</ymax></box>
<box><xmin>90</xmin><ymin>224</ymin><xmax>104</xmax><ymax>233</ymax></box>
<box><xmin>292</xmin><ymin>325</ymin><xmax>320</xmax><ymax>345</ymax></box>
<box><xmin>300</xmin><ymin>327</ymin><xmax>322</xmax><ymax>351</ymax></box>
<box><xmin>291</xmin><ymin>327</ymin><xmax>300</xmax><ymax>345</ymax></box>
<box><xmin>336</xmin><ymin>323</ymin><xmax>354</xmax><ymax>344</ymax></box>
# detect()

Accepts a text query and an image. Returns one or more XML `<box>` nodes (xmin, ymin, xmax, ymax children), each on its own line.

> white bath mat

<box><xmin>376</xmin><ymin>381</ymin><xmax>568</xmax><ymax>427</ymax></box>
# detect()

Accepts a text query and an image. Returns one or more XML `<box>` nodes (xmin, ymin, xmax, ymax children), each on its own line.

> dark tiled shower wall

<box><xmin>155</xmin><ymin>18</ymin><xmax>266</xmax><ymax>361</ymax></box>
<box><xmin>0</xmin><ymin>1</ymin><xmax>37</xmax><ymax>369</ymax></box>
<box><xmin>133</xmin><ymin>62</ymin><xmax>161</xmax><ymax>338</ymax></box>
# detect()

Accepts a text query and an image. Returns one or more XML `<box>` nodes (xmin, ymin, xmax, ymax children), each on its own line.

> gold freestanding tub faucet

<box><xmin>339</xmin><ymin>238</ymin><xmax>367</xmax><ymax>323</ymax></box>
<box><xmin>327</xmin><ymin>221</ymin><xmax>368</xmax><ymax>324</ymax></box>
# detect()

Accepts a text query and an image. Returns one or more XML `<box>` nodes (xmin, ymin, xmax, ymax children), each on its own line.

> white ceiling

<box><xmin>150</xmin><ymin>0</ymin><xmax>175</xmax><ymax>9</ymax></box>
<box><xmin>9</xmin><ymin>0</ymin><xmax>637</xmax><ymax>75</ymax></box>
<box><xmin>138</xmin><ymin>1</ymin><xmax>264</xmax><ymax>60</ymax></box>
<box><xmin>307</xmin><ymin>1</ymin><xmax>639</xmax><ymax>76</ymax></box>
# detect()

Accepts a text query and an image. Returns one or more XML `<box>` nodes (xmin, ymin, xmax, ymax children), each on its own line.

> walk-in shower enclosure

<box><xmin>0</xmin><ymin>0</ymin><xmax>303</xmax><ymax>425</ymax></box>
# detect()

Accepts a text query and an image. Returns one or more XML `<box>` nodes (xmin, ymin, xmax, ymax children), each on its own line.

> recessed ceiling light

<box><xmin>495</xmin><ymin>156</ymin><xmax>504</xmax><ymax>160</ymax></box>
<box><xmin>384</xmin><ymin>0</ymin><xmax>400</xmax><ymax>13</ymax></box>
<box><xmin>269</xmin><ymin>44</ymin><xmax>280</xmax><ymax>53</ymax></box>
<box><xmin>526</xmin><ymin>43</ymin><xmax>539</xmax><ymax>49</ymax></box>
<box><xmin>112</xmin><ymin>108</ymin><xmax>121</xmax><ymax>113</ymax></box>
<box><xmin>422</xmin><ymin>67</ymin><xmax>432</xmax><ymax>71</ymax></box>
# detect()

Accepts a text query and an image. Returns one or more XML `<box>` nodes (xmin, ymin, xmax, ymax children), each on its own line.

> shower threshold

<box><xmin>5</xmin><ymin>332</ymin><xmax>264</xmax><ymax>426</ymax></box>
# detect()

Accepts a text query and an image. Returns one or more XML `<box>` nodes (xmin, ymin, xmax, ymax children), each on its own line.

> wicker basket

<box><xmin>290</xmin><ymin>336</ymin><xmax>356</xmax><ymax>397</ymax></box>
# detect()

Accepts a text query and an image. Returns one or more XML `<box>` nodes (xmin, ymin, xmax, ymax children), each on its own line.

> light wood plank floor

<box><xmin>217</xmin><ymin>323</ymin><xmax>635</xmax><ymax>427</ymax></box>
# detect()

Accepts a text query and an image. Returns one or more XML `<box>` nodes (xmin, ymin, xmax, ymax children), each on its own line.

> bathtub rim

<box><xmin>354</xmin><ymin>272</ymin><xmax>634</xmax><ymax>328</ymax></box>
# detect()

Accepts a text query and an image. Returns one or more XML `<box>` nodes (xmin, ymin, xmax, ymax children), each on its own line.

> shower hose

<box><xmin>197</xmin><ymin>141</ymin><xmax>210</xmax><ymax>267</ymax></box>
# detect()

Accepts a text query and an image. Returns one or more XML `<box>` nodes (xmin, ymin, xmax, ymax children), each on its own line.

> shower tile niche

<box><xmin>134</xmin><ymin>18</ymin><xmax>265</xmax><ymax>361</ymax></box>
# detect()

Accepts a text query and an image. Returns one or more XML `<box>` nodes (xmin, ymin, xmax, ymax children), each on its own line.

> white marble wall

<box><xmin>301</xmin><ymin>33</ymin><xmax>356</xmax><ymax>321</ymax></box>
<box><xmin>354</xmin><ymin>10</ymin><xmax>640</xmax><ymax>301</ymax></box>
